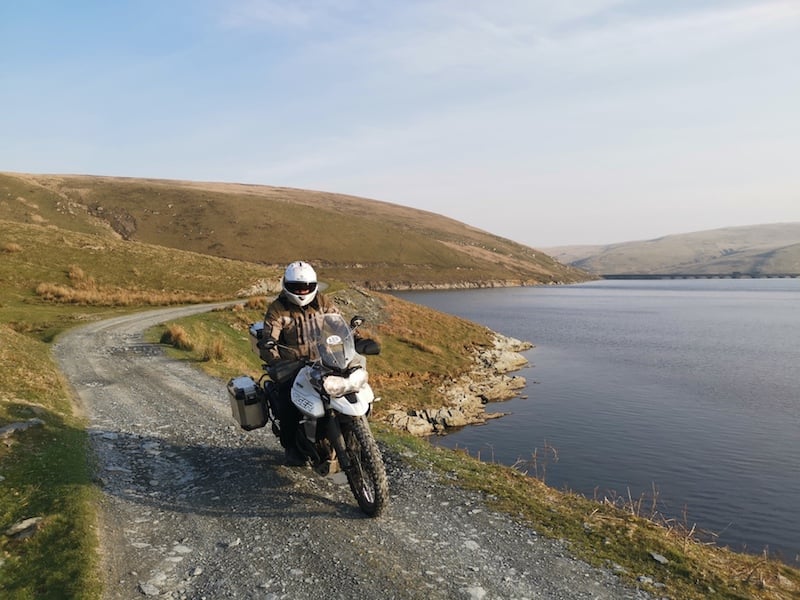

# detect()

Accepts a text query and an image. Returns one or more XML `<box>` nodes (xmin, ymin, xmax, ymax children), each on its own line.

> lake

<box><xmin>396</xmin><ymin>279</ymin><xmax>800</xmax><ymax>564</ymax></box>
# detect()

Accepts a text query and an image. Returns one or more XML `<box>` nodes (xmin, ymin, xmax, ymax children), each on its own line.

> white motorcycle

<box><xmin>228</xmin><ymin>313</ymin><xmax>389</xmax><ymax>517</ymax></box>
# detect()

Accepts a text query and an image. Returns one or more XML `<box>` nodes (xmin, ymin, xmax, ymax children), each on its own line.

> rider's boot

<box><xmin>284</xmin><ymin>445</ymin><xmax>306</xmax><ymax>467</ymax></box>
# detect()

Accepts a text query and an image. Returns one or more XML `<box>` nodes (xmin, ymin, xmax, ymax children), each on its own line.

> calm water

<box><xmin>397</xmin><ymin>279</ymin><xmax>800</xmax><ymax>563</ymax></box>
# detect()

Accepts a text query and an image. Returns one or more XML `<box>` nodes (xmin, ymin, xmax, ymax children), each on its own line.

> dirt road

<box><xmin>54</xmin><ymin>304</ymin><xmax>652</xmax><ymax>599</ymax></box>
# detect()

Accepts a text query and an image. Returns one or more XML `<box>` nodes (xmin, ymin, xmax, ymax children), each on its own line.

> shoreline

<box><xmin>382</xmin><ymin>332</ymin><xmax>533</xmax><ymax>436</ymax></box>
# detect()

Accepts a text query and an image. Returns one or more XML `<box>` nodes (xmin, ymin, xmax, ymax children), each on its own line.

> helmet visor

<box><xmin>285</xmin><ymin>281</ymin><xmax>317</xmax><ymax>295</ymax></box>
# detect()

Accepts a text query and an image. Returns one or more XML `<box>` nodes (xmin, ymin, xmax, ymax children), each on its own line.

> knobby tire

<box><xmin>342</xmin><ymin>416</ymin><xmax>389</xmax><ymax>517</ymax></box>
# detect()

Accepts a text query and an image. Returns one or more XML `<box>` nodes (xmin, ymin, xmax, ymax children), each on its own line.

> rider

<box><xmin>262</xmin><ymin>261</ymin><xmax>342</xmax><ymax>466</ymax></box>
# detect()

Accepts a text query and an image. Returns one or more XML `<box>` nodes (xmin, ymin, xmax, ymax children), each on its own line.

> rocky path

<box><xmin>54</xmin><ymin>304</ymin><xmax>653</xmax><ymax>600</ymax></box>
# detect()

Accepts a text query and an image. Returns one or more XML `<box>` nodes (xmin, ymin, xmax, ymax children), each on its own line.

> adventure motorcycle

<box><xmin>227</xmin><ymin>313</ymin><xmax>389</xmax><ymax>517</ymax></box>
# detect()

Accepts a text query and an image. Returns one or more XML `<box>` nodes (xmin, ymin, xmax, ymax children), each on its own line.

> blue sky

<box><xmin>2</xmin><ymin>1</ymin><xmax>799</xmax><ymax>247</ymax></box>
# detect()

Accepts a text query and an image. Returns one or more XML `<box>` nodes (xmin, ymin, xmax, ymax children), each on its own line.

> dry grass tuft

<box><xmin>396</xmin><ymin>335</ymin><xmax>443</xmax><ymax>355</ymax></box>
<box><xmin>160</xmin><ymin>324</ymin><xmax>193</xmax><ymax>351</ymax></box>
<box><xmin>34</xmin><ymin>281</ymin><xmax>222</xmax><ymax>307</ymax></box>
<box><xmin>68</xmin><ymin>265</ymin><xmax>96</xmax><ymax>290</ymax></box>
<box><xmin>244</xmin><ymin>296</ymin><xmax>268</xmax><ymax>311</ymax></box>
<box><xmin>2</xmin><ymin>242</ymin><xmax>23</xmax><ymax>253</ymax></box>
<box><xmin>202</xmin><ymin>338</ymin><xmax>225</xmax><ymax>361</ymax></box>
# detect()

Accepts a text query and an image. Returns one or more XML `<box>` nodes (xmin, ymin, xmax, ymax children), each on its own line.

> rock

<box><xmin>464</xmin><ymin>540</ymin><xmax>480</xmax><ymax>551</ymax></box>
<box><xmin>382</xmin><ymin>331</ymin><xmax>532</xmax><ymax>436</ymax></box>
<box><xmin>464</xmin><ymin>586</ymin><xmax>487</xmax><ymax>600</ymax></box>
<box><xmin>649</xmin><ymin>551</ymin><xmax>669</xmax><ymax>565</ymax></box>
<box><xmin>439</xmin><ymin>409</ymin><xmax>469</xmax><ymax>428</ymax></box>
<box><xmin>405</xmin><ymin>415</ymin><xmax>435</xmax><ymax>436</ymax></box>
<box><xmin>0</xmin><ymin>418</ymin><xmax>45</xmax><ymax>440</ymax></box>
<box><xmin>138</xmin><ymin>582</ymin><xmax>160</xmax><ymax>596</ymax></box>
<box><xmin>5</xmin><ymin>517</ymin><xmax>43</xmax><ymax>539</ymax></box>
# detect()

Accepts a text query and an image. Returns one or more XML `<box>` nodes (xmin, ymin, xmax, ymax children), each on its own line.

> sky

<box><xmin>2</xmin><ymin>1</ymin><xmax>799</xmax><ymax>247</ymax></box>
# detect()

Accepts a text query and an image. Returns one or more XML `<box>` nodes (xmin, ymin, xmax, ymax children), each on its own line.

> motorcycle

<box><xmin>228</xmin><ymin>313</ymin><xmax>389</xmax><ymax>517</ymax></box>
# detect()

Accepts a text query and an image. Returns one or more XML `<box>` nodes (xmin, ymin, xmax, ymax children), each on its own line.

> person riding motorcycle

<box><xmin>262</xmin><ymin>261</ymin><xmax>376</xmax><ymax>466</ymax></box>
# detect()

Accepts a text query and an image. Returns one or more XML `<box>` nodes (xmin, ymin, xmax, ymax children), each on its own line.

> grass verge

<box><xmin>0</xmin><ymin>326</ymin><xmax>101</xmax><ymax>600</ymax></box>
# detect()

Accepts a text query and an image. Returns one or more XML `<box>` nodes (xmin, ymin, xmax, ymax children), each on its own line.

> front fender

<box><xmin>329</xmin><ymin>383</ymin><xmax>374</xmax><ymax>417</ymax></box>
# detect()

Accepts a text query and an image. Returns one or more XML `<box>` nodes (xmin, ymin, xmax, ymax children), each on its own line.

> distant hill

<box><xmin>1</xmin><ymin>172</ymin><xmax>587</xmax><ymax>288</ymax></box>
<box><xmin>545</xmin><ymin>223</ymin><xmax>800</xmax><ymax>276</ymax></box>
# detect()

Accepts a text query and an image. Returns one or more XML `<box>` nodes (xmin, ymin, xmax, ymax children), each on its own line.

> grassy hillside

<box><xmin>546</xmin><ymin>223</ymin><xmax>800</xmax><ymax>276</ymax></box>
<box><xmin>0</xmin><ymin>221</ymin><xmax>279</xmax><ymax>340</ymax></box>
<box><xmin>1</xmin><ymin>172</ymin><xmax>587</xmax><ymax>287</ymax></box>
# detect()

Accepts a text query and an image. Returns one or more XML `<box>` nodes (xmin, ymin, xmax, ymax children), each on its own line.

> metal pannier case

<box><xmin>249</xmin><ymin>321</ymin><xmax>265</xmax><ymax>357</ymax></box>
<box><xmin>227</xmin><ymin>375</ymin><xmax>267</xmax><ymax>431</ymax></box>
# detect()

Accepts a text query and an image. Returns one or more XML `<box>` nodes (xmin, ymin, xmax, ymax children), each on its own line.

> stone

<box><xmin>382</xmin><ymin>332</ymin><xmax>532</xmax><ymax>436</ymax></box>
<box><xmin>5</xmin><ymin>517</ymin><xmax>43</xmax><ymax>539</ymax></box>
<box><xmin>649</xmin><ymin>552</ymin><xmax>669</xmax><ymax>565</ymax></box>
<box><xmin>138</xmin><ymin>582</ymin><xmax>160</xmax><ymax>596</ymax></box>
<box><xmin>405</xmin><ymin>416</ymin><xmax>434</xmax><ymax>436</ymax></box>
<box><xmin>0</xmin><ymin>418</ymin><xmax>45</xmax><ymax>440</ymax></box>
<box><xmin>464</xmin><ymin>586</ymin><xmax>487</xmax><ymax>600</ymax></box>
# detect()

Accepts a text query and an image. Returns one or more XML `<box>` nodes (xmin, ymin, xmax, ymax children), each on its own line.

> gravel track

<box><xmin>53</xmin><ymin>304</ymin><xmax>653</xmax><ymax>600</ymax></box>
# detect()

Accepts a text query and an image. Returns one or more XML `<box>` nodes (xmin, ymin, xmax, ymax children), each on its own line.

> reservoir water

<box><xmin>396</xmin><ymin>279</ymin><xmax>800</xmax><ymax>564</ymax></box>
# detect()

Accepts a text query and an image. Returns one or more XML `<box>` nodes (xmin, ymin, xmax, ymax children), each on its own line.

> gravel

<box><xmin>54</xmin><ymin>304</ymin><xmax>654</xmax><ymax>600</ymax></box>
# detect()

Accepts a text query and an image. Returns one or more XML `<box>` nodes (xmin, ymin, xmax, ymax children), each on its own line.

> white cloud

<box><xmin>219</xmin><ymin>1</ymin><xmax>800</xmax><ymax>70</ymax></box>
<box><xmin>220</xmin><ymin>0</ymin><xmax>332</xmax><ymax>28</ymax></box>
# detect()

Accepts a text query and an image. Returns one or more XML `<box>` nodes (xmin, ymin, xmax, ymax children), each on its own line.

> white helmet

<box><xmin>282</xmin><ymin>261</ymin><xmax>318</xmax><ymax>307</ymax></box>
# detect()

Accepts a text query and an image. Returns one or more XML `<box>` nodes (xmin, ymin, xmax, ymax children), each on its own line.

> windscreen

<box><xmin>314</xmin><ymin>314</ymin><xmax>356</xmax><ymax>370</ymax></box>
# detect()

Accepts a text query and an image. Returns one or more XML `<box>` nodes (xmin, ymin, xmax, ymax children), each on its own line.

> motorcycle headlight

<box><xmin>323</xmin><ymin>369</ymin><xmax>368</xmax><ymax>397</ymax></box>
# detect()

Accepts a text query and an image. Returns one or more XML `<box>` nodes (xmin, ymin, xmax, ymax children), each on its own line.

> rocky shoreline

<box><xmin>383</xmin><ymin>333</ymin><xmax>533</xmax><ymax>436</ymax></box>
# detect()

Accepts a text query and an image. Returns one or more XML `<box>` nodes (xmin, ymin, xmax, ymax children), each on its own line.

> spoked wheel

<box><xmin>342</xmin><ymin>416</ymin><xmax>389</xmax><ymax>517</ymax></box>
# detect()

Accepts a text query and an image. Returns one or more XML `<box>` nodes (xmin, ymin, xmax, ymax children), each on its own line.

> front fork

<box><xmin>326</xmin><ymin>412</ymin><xmax>354</xmax><ymax>472</ymax></box>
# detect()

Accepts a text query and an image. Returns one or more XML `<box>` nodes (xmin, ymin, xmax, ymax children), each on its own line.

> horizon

<box><xmin>3</xmin><ymin>1</ymin><xmax>799</xmax><ymax>247</ymax></box>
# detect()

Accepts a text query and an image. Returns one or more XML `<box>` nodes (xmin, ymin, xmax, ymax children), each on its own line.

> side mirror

<box><xmin>350</xmin><ymin>315</ymin><xmax>365</xmax><ymax>329</ymax></box>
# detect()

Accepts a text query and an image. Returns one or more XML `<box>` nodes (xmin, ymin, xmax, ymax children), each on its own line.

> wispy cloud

<box><xmin>220</xmin><ymin>0</ymin><xmax>363</xmax><ymax>29</ymax></box>
<box><xmin>219</xmin><ymin>0</ymin><xmax>800</xmax><ymax>75</ymax></box>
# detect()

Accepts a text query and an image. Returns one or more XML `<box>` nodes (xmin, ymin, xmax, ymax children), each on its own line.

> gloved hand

<box><xmin>268</xmin><ymin>359</ymin><xmax>303</xmax><ymax>384</ymax></box>
<box><xmin>355</xmin><ymin>338</ymin><xmax>381</xmax><ymax>356</ymax></box>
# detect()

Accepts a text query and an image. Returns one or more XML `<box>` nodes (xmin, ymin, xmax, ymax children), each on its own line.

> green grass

<box><xmin>0</xmin><ymin>326</ymin><xmax>101</xmax><ymax>599</ymax></box>
<box><xmin>0</xmin><ymin>220</ymin><xmax>278</xmax><ymax>341</ymax></box>
<box><xmin>145</xmin><ymin>304</ymin><xmax>266</xmax><ymax>382</ymax></box>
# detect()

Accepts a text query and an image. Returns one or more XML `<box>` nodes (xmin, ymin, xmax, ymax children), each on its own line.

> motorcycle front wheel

<box><xmin>342</xmin><ymin>415</ymin><xmax>389</xmax><ymax>517</ymax></box>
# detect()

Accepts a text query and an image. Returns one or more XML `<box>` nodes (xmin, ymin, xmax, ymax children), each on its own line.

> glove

<box><xmin>268</xmin><ymin>359</ymin><xmax>303</xmax><ymax>384</ymax></box>
<box><xmin>355</xmin><ymin>338</ymin><xmax>381</xmax><ymax>356</ymax></box>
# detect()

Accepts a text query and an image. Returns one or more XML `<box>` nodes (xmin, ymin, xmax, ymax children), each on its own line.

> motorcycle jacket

<box><xmin>262</xmin><ymin>291</ymin><xmax>341</xmax><ymax>364</ymax></box>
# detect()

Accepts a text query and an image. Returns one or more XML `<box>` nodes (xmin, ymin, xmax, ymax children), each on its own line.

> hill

<box><xmin>1</xmin><ymin>172</ymin><xmax>586</xmax><ymax>288</ymax></box>
<box><xmin>545</xmin><ymin>223</ymin><xmax>800</xmax><ymax>276</ymax></box>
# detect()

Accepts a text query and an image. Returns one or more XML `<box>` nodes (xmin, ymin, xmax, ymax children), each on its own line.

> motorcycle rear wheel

<box><xmin>342</xmin><ymin>416</ymin><xmax>389</xmax><ymax>517</ymax></box>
